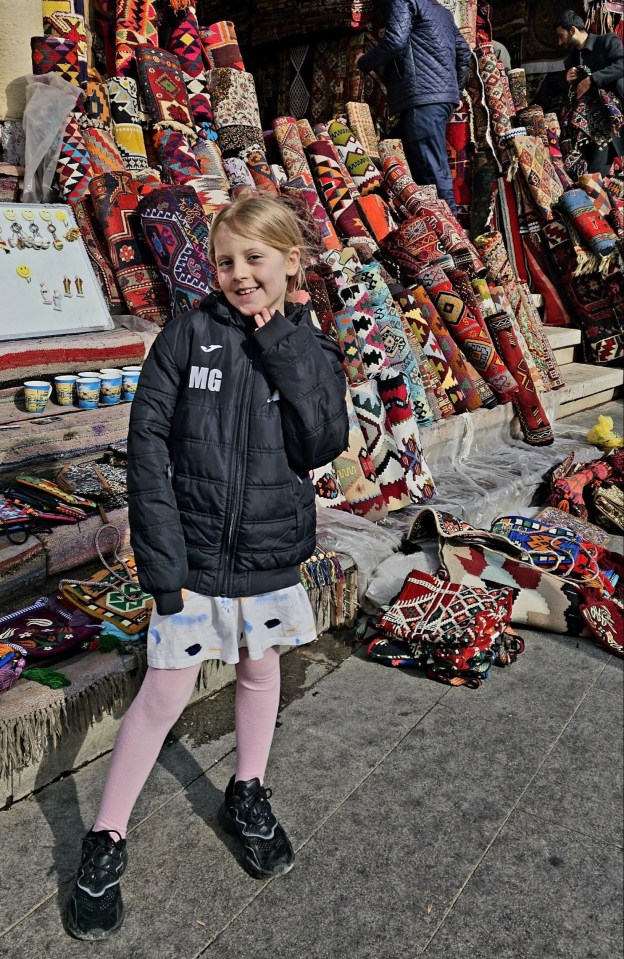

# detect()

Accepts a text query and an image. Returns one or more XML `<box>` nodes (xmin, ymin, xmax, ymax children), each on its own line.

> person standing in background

<box><xmin>357</xmin><ymin>0</ymin><xmax>471</xmax><ymax>214</ymax></box>
<box><xmin>556</xmin><ymin>9</ymin><xmax>624</xmax><ymax>172</ymax></box>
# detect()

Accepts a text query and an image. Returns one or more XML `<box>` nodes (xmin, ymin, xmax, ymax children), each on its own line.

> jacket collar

<box><xmin>582</xmin><ymin>33</ymin><xmax>596</xmax><ymax>52</ymax></box>
<box><xmin>200</xmin><ymin>291</ymin><xmax>308</xmax><ymax>331</ymax></box>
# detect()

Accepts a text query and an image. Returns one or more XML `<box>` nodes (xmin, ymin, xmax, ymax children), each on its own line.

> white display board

<box><xmin>0</xmin><ymin>202</ymin><xmax>114</xmax><ymax>341</ymax></box>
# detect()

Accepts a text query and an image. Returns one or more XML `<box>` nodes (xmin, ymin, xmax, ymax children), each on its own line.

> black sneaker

<box><xmin>218</xmin><ymin>776</ymin><xmax>295</xmax><ymax>879</ymax></box>
<box><xmin>65</xmin><ymin>829</ymin><xmax>127</xmax><ymax>941</ymax></box>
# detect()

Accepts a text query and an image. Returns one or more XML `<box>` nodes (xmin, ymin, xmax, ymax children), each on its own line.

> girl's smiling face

<box><xmin>213</xmin><ymin>225</ymin><xmax>301</xmax><ymax>317</ymax></box>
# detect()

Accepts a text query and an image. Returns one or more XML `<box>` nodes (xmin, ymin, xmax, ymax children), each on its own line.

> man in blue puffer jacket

<box><xmin>358</xmin><ymin>0</ymin><xmax>472</xmax><ymax>213</ymax></box>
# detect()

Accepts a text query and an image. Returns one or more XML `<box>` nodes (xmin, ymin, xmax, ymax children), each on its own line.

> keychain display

<box><xmin>0</xmin><ymin>202</ymin><xmax>113</xmax><ymax>341</ymax></box>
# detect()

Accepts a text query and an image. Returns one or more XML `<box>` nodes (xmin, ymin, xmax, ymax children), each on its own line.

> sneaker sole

<box><xmin>217</xmin><ymin>804</ymin><xmax>295</xmax><ymax>880</ymax></box>
<box><xmin>65</xmin><ymin>901</ymin><xmax>125</xmax><ymax>941</ymax></box>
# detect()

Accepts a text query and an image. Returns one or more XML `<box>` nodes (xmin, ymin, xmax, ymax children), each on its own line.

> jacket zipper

<box><xmin>216</xmin><ymin>354</ymin><xmax>254</xmax><ymax>595</ymax></box>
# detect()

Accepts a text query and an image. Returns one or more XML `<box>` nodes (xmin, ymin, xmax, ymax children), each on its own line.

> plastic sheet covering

<box><xmin>364</xmin><ymin>544</ymin><xmax>441</xmax><ymax>611</ymax></box>
<box><xmin>22</xmin><ymin>74</ymin><xmax>82</xmax><ymax>202</ymax></box>
<box><xmin>315</xmin><ymin>506</ymin><xmax>402</xmax><ymax>600</ymax></box>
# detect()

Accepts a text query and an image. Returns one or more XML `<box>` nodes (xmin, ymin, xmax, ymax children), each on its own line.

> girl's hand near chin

<box><xmin>254</xmin><ymin>307</ymin><xmax>275</xmax><ymax>328</ymax></box>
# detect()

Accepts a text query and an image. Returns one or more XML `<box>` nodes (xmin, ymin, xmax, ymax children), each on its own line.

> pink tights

<box><xmin>93</xmin><ymin>647</ymin><xmax>281</xmax><ymax>839</ymax></box>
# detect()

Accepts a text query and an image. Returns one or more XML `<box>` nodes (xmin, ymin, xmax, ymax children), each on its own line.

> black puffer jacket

<box><xmin>127</xmin><ymin>295</ymin><xmax>348</xmax><ymax>615</ymax></box>
<box><xmin>359</xmin><ymin>0</ymin><xmax>472</xmax><ymax>115</ymax></box>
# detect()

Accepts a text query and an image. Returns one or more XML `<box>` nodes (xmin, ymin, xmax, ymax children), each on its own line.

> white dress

<box><xmin>147</xmin><ymin>582</ymin><xmax>317</xmax><ymax>668</ymax></box>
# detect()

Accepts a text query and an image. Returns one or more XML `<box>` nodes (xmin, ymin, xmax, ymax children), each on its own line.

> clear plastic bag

<box><xmin>22</xmin><ymin>74</ymin><xmax>82</xmax><ymax>202</ymax></box>
<box><xmin>315</xmin><ymin>507</ymin><xmax>402</xmax><ymax>599</ymax></box>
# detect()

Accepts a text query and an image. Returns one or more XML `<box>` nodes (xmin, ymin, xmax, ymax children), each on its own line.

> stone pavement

<box><xmin>0</xmin><ymin>621</ymin><xmax>622</xmax><ymax>959</ymax></box>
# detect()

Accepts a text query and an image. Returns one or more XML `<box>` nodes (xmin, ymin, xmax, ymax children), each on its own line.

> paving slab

<box><xmin>422</xmin><ymin>811</ymin><xmax>623</xmax><ymax>959</ymax></box>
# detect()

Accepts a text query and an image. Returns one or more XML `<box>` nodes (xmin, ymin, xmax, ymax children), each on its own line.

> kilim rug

<box><xmin>338</xmin><ymin>282</ymin><xmax>390</xmax><ymax>378</ymax></box>
<box><xmin>201</xmin><ymin>21</ymin><xmax>245</xmax><ymax>70</ymax></box>
<box><xmin>136</xmin><ymin>45</ymin><xmax>196</xmax><ymax>136</ymax></box>
<box><xmin>332</xmin><ymin>306</ymin><xmax>370</xmax><ymax>383</ymax></box>
<box><xmin>561</xmin><ymin>86</ymin><xmax>624</xmax><ymax>152</ymax></box>
<box><xmin>485</xmin><ymin>311</ymin><xmax>554</xmax><ymax>446</ymax></box>
<box><xmin>346</xmin><ymin>101</ymin><xmax>379</xmax><ymax>160</ymax></box>
<box><xmin>558</xmin><ymin>188</ymin><xmax>618</xmax><ymax>271</ymax></box>
<box><xmin>107</xmin><ymin>76</ymin><xmax>148</xmax><ymax>125</ymax></box>
<box><xmin>327</xmin><ymin>119</ymin><xmax>382</xmax><ymax>196</ymax></box>
<box><xmin>240</xmin><ymin>146</ymin><xmax>279</xmax><ymax>194</ymax></box>
<box><xmin>517</xmin><ymin>106</ymin><xmax>549</xmax><ymax>146</ymax></box>
<box><xmin>314</xmin><ymin>122</ymin><xmax>361</xmax><ymax>197</ymax></box>
<box><xmin>416</xmin><ymin>266</ymin><xmax>484</xmax><ymax>412</ymax></box>
<box><xmin>31</xmin><ymin>36</ymin><xmax>81</xmax><ymax>86</ymax></box>
<box><xmin>378</xmin><ymin>139</ymin><xmax>408</xmax><ymax>166</ymax></box>
<box><xmin>474</xmin><ymin>44</ymin><xmax>513</xmax><ymax>148</ymax></box>
<box><xmin>311</xmin><ymin>462</ymin><xmax>352</xmax><ymax>511</ymax></box>
<box><xmin>55</xmin><ymin>110</ymin><xmax>93</xmax><ymax>203</ymax></box>
<box><xmin>320</xmin><ymin>246</ymin><xmax>363</xmax><ymax>289</ymax></box>
<box><xmin>353</xmin><ymin>264</ymin><xmax>434</xmax><ymax>425</ymax></box>
<box><xmin>89</xmin><ymin>171</ymin><xmax>171</xmax><ymax>324</ymax></box>
<box><xmin>113</xmin><ymin>123</ymin><xmax>149</xmax><ymax>173</ymax></box>
<box><xmin>413</xmin><ymin>340</ymin><xmax>455</xmax><ymax>419</ymax></box>
<box><xmin>475</xmin><ymin>230</ymin><xmax>563</xmax><ymax>389</ymax></box>
<box><xmin>392</xmin><ymin>284</ymin><xmax>466</xmax><ymax>413</ymax></box>
<box><xmin>153</xmin><ymin>127</ymin><xmax>202</xmax><ymax>184</ymax></box>
<box><xmin>281</xmin><ymin>179</ymin><xmax>341</xmax><ymax>250</ymax></box>
<box><xmin>446</xmin><ymin>100</ymin><xmax>473</xmax><ymax>230</ymax></box>
<box><xmin>578</xmin><ymin>172</ymin><xmax>624</xmax><ymax>240</ymax></box>
<box><xmin>138</xmin><ymin>185</ymin><xmax>213</xmax><ymax>317</ymax></box>
<box><xmin>445</xmin><ymin>266</ymin><xmax>519</xmax><ymax>402</ymax></box>
<box><xmin>43</xmin><ymin>11</ymin><xmax>88</xmax><ymax>84</ymax></box>
<box><xmin>166</xmin><ymin>6</ymin><xmax>205</xmax><ymax>77</ymax></box>
<box><xmin>503</xmin><ymin>133</ymin><xmax>563</xmax><ymax>222</ymax></box>
<box><xmin>521</xmin><ymin>233</ymin><xmax>572</xmax><ymax>328</ymax></box>
<box><xmin>508</xmin><ymin>69</ymin><xmax>528</xmax><ymax>112</ymax></box>
<box><xmin>307</xmin><ymin>139</ymin><xmax>375</xmax><ymax>247</ymax></box>
<box><xmin>356</xmin><ymin>194</ymin><xmax>396</xmax><ymax>244</ymax></box>
<box><xmin>0</xmin><ymin>329</ymin><xmax>145</xmax><ymax>386</ymax></box>
<box><xmin>192</xmin><ymin>137</ymin><xmax>228</xmax><ymax>188</ymax></box>
<box><xmin>216</xmin><ymin>125</ymin><xmax>264</xmax><ymax>160</ymax></box>
<box><xmin>350</xmin><ymin>380</ymin><xmax>412</xmax><ymax>510</ymax></box>
<box><xmin>83</xmin><ymin>128</ymin><xmax>126</xmax><ymax>177</ymax></box>
<box><xmin>332</xmin><ymin>386</ymin><xmax>387</xmax><ymax>520</ymax></box>
<box><xmin>82</xmin><ymin>81</ymin><xmax>112</xmax><ymax>130</ymax></box>
<box><xmin>115</xmin><ymin>0</ymin><xmax>159</xmax><ymax>76</ymax></box>
<box><xmin>273</xmin><ymin>116</ymin><xmax>314</xmax><ymax>182</ymax></box>
<box><xmin>61</xmin><ymin>556</ymin><xmax>152</xmax><ymax>635</ymax></box>
<box><xmin>183</xmin><ymin>71</ymin><xmax>217</xmax><ymax>140</ymax></box>
<box><xmin>305</xmin><ymin>271</ymin><xmax>336</xmax><ymax>336</ymax></box>
<box><xmin>543</xmin><ymin>219</ymin><xmax>624</xmax><ymax>364</ymax></box>
<box><xmin>376</xmin><ymin>369</ymin><xmax>436</xmax><ymax>504</ymax></box>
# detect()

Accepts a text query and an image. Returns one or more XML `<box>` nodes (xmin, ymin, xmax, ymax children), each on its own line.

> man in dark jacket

<box><xmin>358</xmin><ymin>0</ymin><xmax>472</xmax><ymax>213</ymax></box>
<box><xmin>556</xmin><ymin>9</ymin><xmax>624</xmax><ymax>172</ymax></box>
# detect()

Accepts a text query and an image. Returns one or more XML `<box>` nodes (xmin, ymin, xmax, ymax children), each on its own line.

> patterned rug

<box><xmin>338</xmin><ymin>282</ymin><xmax>389</xmax><ymax>378</ymax></box>
<box><xmin>210</xmin><ymin>67</ymin><xmax>262</xmax><ymax>133</ymax></box>
<box><xmin>474</xmin><ymin>43</ymin><xmax>513</xmax><ymax>148</ymax></box>
<box><xmin>83</xmin><ymin>128</ymin><xmax>126</xmax><ymax>177</ymax></box>
<box><xmin>332</xmin><ymin>386</ymin><xmax>387</xmax><ymax>520</ymax></box>
<box><xmin>485</xmin><ymin>311</ymin><xmax>554</xmax><ymax>446</ymax></box>
<box><xmin>82</xmin><ymin>80</ymin><xmax>112</xmax><ymax>130</ymax></box>
<box><xmin>166</xmin><ymin>5</ymin><xmax>206</xmax><ymax>77</ymax></box>
<box><xmin>558</xmin><ymin>188</ymin><xmax>618</xmax><ymax>272</ymax></box>
<box><xmin>350</xmin><ymin>380</ymin><xmax>412</xmax><ymax>511</ymax></box>
<box><xmin>31</xmin><ymin>36</ymin><xmax>81</xmax><ymax>85</ymax></box>
<box><xmin>55</xmin><ymin>110</ymin><xmax>93</xmax><ymax>203</ymax></box>
<box><xmin>153</xmin><ymin>128</ymin><xmax>202</xmax><ymax>184</ymax></box>
<box><xmin>307</xmin><ymin>139</ymin><xmax>375</xmax><ymax>247</ymax></box>
<box><xmin>392</xmin><ymin>285</ymin><xmax>466</xmax><ymax>412</ymax></box>
<box><xmin>201</xmin><ymin>20</ymin><xmax>245</xmax><ymax>70</ymax></box>
<box><xmin>346</xmin><ymin>101</ymin><xmax>379</xmax><ymax>161</ymax></box>
<box><xmin>352</xmin><ymin>264</ymin><xmax>434</xmax><ymax>425</ymax></box>
<box><xmin>43</xmin><ymin>10</ymin><xmax>88</xmax><ymax>83</ymax></box>
<box><xmin>136</xmin><ymin>45</ymin><xmax>196</xmax><ymax>136</ymax></box>
<box><xmin>327</xmin><ymin>119</ymin><xmax>382</xmax><ymax>196</ymax></box>
<box><xmin>503</xmin><ymin>133</ymin><xmax>563</xmax><ymax>223</ymax></box>
<box><xmin>89</xmin><ymin>171</ymin><xmax>171</xmax><ymax>325</ymax></box>
<box><xmin>311</xmin><ymin>462</ymin><xmax>352</xmax><ymax>512</ymax></box>
<box><xmin>0</xmin><ymin>329</ymin><xmax>146</xmax><ymax>387</ymax></box>
<box><xmin>446</xmin><ymin>100</ymin><xmax>473</xmax><ymax>230</ymax></box>
<box><xmin>115</xmin><ymin>0</ymin><xmax>158</xmax><ymax>76</ymax></box>
<box><xmin>508</xmin><ymin>69</ymin><xmax>528</xmax><ymax>112</ymax></box>
<box><xmin>376</xmin><ymin>369</ymin><xmax>436</xmax><ymax>504</ymax></box>
<box><xmin>331</xmin><ymin>306</ymin><xmax>367</xmax><ymax>383</ymax></box>
<box><xmin>138</xmin><ymin>185</ymin><xmax>213</xmax><ymax>317</ymax></box>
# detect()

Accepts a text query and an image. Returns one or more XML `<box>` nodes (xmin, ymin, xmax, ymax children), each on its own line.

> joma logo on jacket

<box><xmin>189</xmin><ymin>366</ymin><xmax>223</xmax><ymax>391</ymax></box>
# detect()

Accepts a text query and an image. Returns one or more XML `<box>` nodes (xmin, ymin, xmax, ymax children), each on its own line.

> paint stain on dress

<box><xmin>185</xmin><ymin>643</ymin><xmax>202</xmax><ymax>656</ymax></box>
<box><xmin>265</xmin><ymin>618</ymin><xmax>281</xmax><ymax>629</ymax></box>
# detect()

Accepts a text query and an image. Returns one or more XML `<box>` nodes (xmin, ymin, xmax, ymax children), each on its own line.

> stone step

<box><xmin>555</xmin><ymin>362</ymin><xmax>624</xmax><ymax>418</ymax></box>
<box><xmin>545</xmin><ymin>327</ymin><xmax>582</xmax><ymax>366</ymax></box>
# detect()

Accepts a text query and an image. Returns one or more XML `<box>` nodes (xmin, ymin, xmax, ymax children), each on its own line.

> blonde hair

<box><xmin>208</xmin><ymin>193</ymin><xmax>309</xmax><ymax>292</ymax></box>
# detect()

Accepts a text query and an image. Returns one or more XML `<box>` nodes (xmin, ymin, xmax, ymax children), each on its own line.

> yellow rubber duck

<box><xmin>587</xmin><ymin>415</ymin><xmax>624</xmax><ymax>450</ymax></box>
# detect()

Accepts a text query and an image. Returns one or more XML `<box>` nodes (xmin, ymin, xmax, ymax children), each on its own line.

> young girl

<box><xmin>66</xmin><ymin>194</ymin><xmax>348</xmax><ymax>941</ymax></box>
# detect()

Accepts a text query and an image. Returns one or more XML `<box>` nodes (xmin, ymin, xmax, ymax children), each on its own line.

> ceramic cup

<box><xmin>121</xmin><ymin>369</ymin><xmax>140</xmax><ymax>402</ymax></box>
<box><xmin>100</xmin><ymin>371</ymin><xmax>122</xmax><ymax>405</ymax></box>
<box><xmin>78</xmin><ymin>371</ymin><xmax>102</xmax><ymax>380</ymax></box>
<box><xmin>121</xmin><ymin>366</ymin><xmax>142</xmax><ymax>373</ymax></box>
<box><xmin>23</xmin><ymin>380</ymin><xmax>52</xmax><ymax>413</ymax></box>
<box><xmin>54</xmin><ymin>374</ymin><xmax>77</xmax><ymax>406</ymax></box>
<box><xmin>76</xmin><ymin>376</ymin><xmax>101</xmax><ymax>410</ymax></box>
